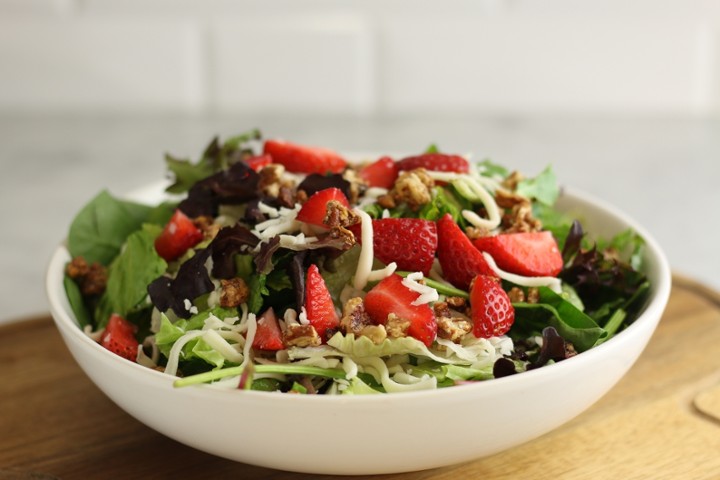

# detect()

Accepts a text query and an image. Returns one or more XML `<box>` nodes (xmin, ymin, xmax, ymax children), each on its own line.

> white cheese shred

<box><xmin>353</xmin><ymin>208</ymin><xmax>375</xmax><ymax>290</ymax></box>
<box><xmin>401</xmin><ymin>272</ymin><xmax>439</xmax><ymax>306</ymax></box>
<box><xmin>482</xmin><ymin>252</ymin><xmax>562</xmax><ymax>293</ymax></box>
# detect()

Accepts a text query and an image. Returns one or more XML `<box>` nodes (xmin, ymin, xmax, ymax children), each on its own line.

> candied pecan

<box><xmin>342</xmin><ymin>168</ymin><xmax>366</xmax><ymax>204</ymax></box>
<box><xmin>501</xmin><ymin>171</ymin><xmax>525</xmax><ymax>191</ymax></box>
<box><xmin>502</xmin><ymin>202</ymin><xmax>542</xmax><ymax>233</ymax></box>
<box><xmin>324</xmin><ymin>200</ymin><xmax>360</xmax><ymax>229</ymax></box>
<box><xmin>283</xmin><ymin>324</ymin><xmax>322</xmax><ymax>347</ymax></box>
<box><xmin>219</xmin><ymin>277</ymin><xmax>250</xmax><ymax>308</ymax></box>
<box><xmin>295</xmin><ymin>189</ymin><xmax>308</xmax><ymax>204</ymax></box>
<box><xmin>193</xmin><ymin>215</ymin><xmax>221</xmax><ymax>241</ymax></box>
<box><xmin>437</xmin><ymin>316</ymin><xmax>472</xmax><ymax>343</ymax></box>
<box><xmin>433</xmin><ymin>301</ymin><xmax>452</xmax><ymax>319</ymax></box>
<box><xmin>376</xmin><ymin>194</ymin><xmax>396</xmax><ymax>209</ymax></box>
<box><xmin>360</xmin><ymin>325</ymin><xmax>388</xmax><ymax>344</ymax></box>
<box><xmin>341</xmin><ymin>297</ymin><xmax>371</xmax><ymax>334</ymax></box>
<box><xmin>494</xmin><ymin>188</ymin><xmax>528</xmax><ymax>209</ymax></box>
<box><xmin>565</xmin><ymin>342</ymin><xmax>578</xmax><ymax>358</ymax></box>
<box><xmin>258</xmin><ymin>164</ymin><xmax>294</xmax><ymax>198</ymax></box>
<box><xmin>277</xmin><ymin>185</ymin><xmax>296</xmax><ymax>208</ymax></box>
<box><xmin>446</xmin><ymin>296</ymin><xmax>467</xmax><ymax>309</ymax></box>
<box><xmin>385</xmin><ymin>313</ymin><xmax>411</xmax><ymax>339</ymax></box>
<box><xmin>326</xmin><ymin>226</ymin><xmax>356</xmax><ymax>251</ymax></box>
<box><xmin>66</xmin><ymin>256</ymin><xmax>107</xmax><ymax>296</ymax></box>
<box><xmin>390</xmin><ymin>169</ymin><xmax>434</xmax><ymax>211</ymax></box>
<box><xmin>465</xmin><ymin>226</ymin><xmax>491</xmax><ymax>239</ymax></box>
<box><xmin>527</xmin><ymin>287</ymin><xmax>540</xmax><ymax>304</ymax></box>
<box><xmin>507</xmin><ymin>287</ymin><xmax>525</xmax><ymax>303</ymax></box>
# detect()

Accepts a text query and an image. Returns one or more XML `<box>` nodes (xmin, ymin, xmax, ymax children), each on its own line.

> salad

<box><xmin>64</xmin><ymin>130</ymin><xmax>650</xmax><ymax>394</ymax></box>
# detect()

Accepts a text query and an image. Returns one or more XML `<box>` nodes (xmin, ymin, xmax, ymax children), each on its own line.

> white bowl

<box><xmin>46</xmin><ymin>184</ymin><xmax>671</xmax><ymax>475</ymax></box>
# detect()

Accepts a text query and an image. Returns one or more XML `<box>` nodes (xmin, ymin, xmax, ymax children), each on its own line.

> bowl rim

<box><xmin>46</xmin><ymin>184</ymin><xmax>672</xmax><ymax>404</ymax></box>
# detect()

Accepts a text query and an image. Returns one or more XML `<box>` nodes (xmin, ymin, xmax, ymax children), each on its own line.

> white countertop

<box><xmin>1</xmin><ymin>114</ymin><xmax>717</xmax><ymax>323</ymax></box>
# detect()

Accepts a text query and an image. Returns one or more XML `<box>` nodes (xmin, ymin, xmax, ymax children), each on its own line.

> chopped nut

<box><xmin>390</xmin><ymin>168</ymin><xmax>434</xmax><ymax>211</ymax></box>
<box><xmin>258</xmin><ymin>164</ymin><xmax>295</xmax><ymax>199</ymax></box>
<box><xmin>494</xmin><ymin>188</ymin><xmax>528</xmax><ymax>209</ymax></box>
<box><xmin>446</xmin><ymin>296</ymin><xmax>467</xmax><ymax>309</ymax></box>
<box><xmin>501</xmin><ymin>171</ymin><xmax>525</xmax><ymax>191</ymax></box>
<box><xmin>193</xmin><ymin>215</ymin><xmax>221</xmax><ymax>241</ymax></box>
<box><xmin>565</xmin><ymin>342</ymin><xmax>578</xmax><ymax>358</ymax></box>
<box><xmin>465</xmin><ymin>226</ymin><xmax>491</xmax><ymax>239</ymax></box>
<box><xmin>295</xmin><ymin>189</ymin><xmax>308</xmax><ymax>204</ymax></box>
<box><xmin>66</xmin><ymin>256</ymin><xmax>107</xmax><ymax>296</ymax></box>
<box><xmin>283</xmin><ymin>324</ymin><xmax>322</xmax><ymax>347</ymax></box>
<box><xmin>527</xmin><ymin>287</ymin><xmax>540</xmax><ymax>304</ymax></box>
<box><xmin>507</xmin><ymin>287</ymin><xmax>525</xmax><ymax>303</ymax></box>
<box><xmin>340</xmin><ymin>297</ymin><xmax>373</xmax><ymax>335</ymax></box>
<box><xmin>376</xmin><ymin>194</ymin><xmax>396</xmax><ymax>209</ymax></box>
<box><xmin>385</xmin><ymin>313</ymin><xmax>411</xmax><ymax>339</ymax></box>
<box><xmin>433</xmin><ymin>301</ymin><xmax>452</xmax><ymax>319</ymax></box>
<box><xmin>437</xmin><ymin>316</ymin><xmax>472</xmax><ymax>343</ymax></box>
<box><xmin>219</xmin><ymin>277</ymin><xmax>250</xmax><ymax>308</ymax></box>
<box><xmin>342</xmin><ymin>168</ymin><xmax>367</xmax><ymax>204</ymax></box>
<box><xmin>360</xmin><ymin>325</ymin><xmax>388</xmax><ymax>344</ymax></box>
<box><xmin>324</xmin><ymin>200</ymin><xmax>361</xmax><ymax>229</ymax></box>
<box><xmin>502</xmin><ymin>201</ymin><xmax>542</xmax><ymax>233</ymax></box>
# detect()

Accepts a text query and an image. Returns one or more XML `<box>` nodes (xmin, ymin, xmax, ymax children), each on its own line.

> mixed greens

<box><xmin>64</xmin><ymin>130</ymin><xmax>650</xmax><ymax>394</ymax></box>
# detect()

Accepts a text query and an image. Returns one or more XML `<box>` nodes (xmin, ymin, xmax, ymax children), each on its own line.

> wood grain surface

<box><xmin>1</xmin><ymin>276</ymin><xmax>719</xmax><ymax>480</ymax></box>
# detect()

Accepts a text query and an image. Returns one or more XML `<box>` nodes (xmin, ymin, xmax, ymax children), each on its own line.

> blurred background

<box><xmin>1</xmin><ymin>0</ymin><xmax>718</xmax><ymax>322</ymax></box>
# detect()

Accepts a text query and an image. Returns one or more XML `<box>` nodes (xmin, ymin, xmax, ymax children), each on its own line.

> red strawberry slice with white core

<box><xmin>397</xmin><ymin>153</ymin><xmax>470</xmax><ymax>173</ymax></box>
<box><xmin>263</xmin><ymin>139</ymin><xmax>347</xmax><ymax>174</ymax></box>
<box><xmin>100</xmin><ymin>314</ymin><xmax>139</xmax><ymax>362</ymax></box>
<box><xmin>436</xmin><ymin>214</ymin><xmax>496</xmax><ymax>290</ymax></box>
<box><xmin>296</xmin><ymin>188</ymin><xmax>350</xmax><ymax>228</ymax></box>
<box><xmin>154</xmin><ymin>209</ymin><xmax>204</xmax><ymax>262</ymax></box>
<box><xmin>473</xmin><ymin>231</ymin><xmax>564</xmax><ymax>277</ymax></box>
<box><xmin>363</xmin><ymin>274</ymin><xmax>437</xmax><ymax>347</ymax></box>
<box><xmin>359</xmin><ymin>156</ymin><xmax>399</xmax><ymax>189</ymax></box>
<box><xmin>252</xmin><ymin>307</ymin><xmax>285</xmax><ymax>351</ymax></box>
<box><xmin>470</xmin><ymin>275</ymin><xmax>515</xmax><ymax>339</ymax></box>
<box><xmin>304</xmin><ymin>264</ymin><xmax>340</xmax><ymax>342</ymax></box>
<box><xmin>350</xmin><ymin>218</ymin><xmax>437</xmax><ymax>276</ymax></box>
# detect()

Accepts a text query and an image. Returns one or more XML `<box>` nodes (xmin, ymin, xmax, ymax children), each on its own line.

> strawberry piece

<box><xmin>263</xmin><ymin>139</ymin><xmax>347</xmax><ymax>174</ymax></box>
<box><xmin>350</xmin><ymin>218</ymin><xmax>437</xmax><ymax>275</ymax></box>
<box><xmin>473</xmin><ymin>231</ymin><xmax>564</xmax><ymax>277</ymax></box>
<box><xmin>296</xmin><ymin>188</ymin><xmax>350</xmax><ymax>227</ymax></box>
<box><xmin>304</xmin><ymin>264</ymin><xmax>340</xmax><ymax>342</ymax></box>
<box><xmin>252</xmin><ymin>307</ymin><xmax>285</xmax><ymax>351</ymax></box>
<box><xmin>363</xmin><ymin>274</ymin><xmax>437</xmax><ymax>347</ymax></box>
<box><xmin>100</xmin><ymin>314</ymin><xmax>139</xmax><ymax>362</ymax></box>
<box><xmin>244</xmin><ymin>154</ymin><xmax>272</xmax><ymax>172</ymax></box>
<box><xmin>470</xmin><ymin>275</ymin><xmax>514</xmax><ymax>338</ymax></box>
<box><xmin>155</xmin><ymin>209</ymin><xmax>204</xmax><ymax>262</ymax></box>
<box><xmin>397</xmin><ymin>153</ymin><xmax>469</xmax><ymax>173</ymax></box>
<box><xmin>436</xmin><ymin>214</ymin><xmax>496</xmax><ymax>290</ymax></box>
<box><xmin>359</xmin><ymin>156</ymin><xmax>399</xmax><ymax>189</ymax></box>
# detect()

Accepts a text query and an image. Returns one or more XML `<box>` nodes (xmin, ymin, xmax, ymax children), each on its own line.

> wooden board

<box><xmin>1</xmin><ymin>276</ymin><xmax>720</xmax><ymax>480</ymax></box>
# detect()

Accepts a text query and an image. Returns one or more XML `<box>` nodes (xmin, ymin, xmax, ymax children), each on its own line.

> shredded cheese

<box><xmin>253</xmin><ymin>204</ymin><xmax>302</xmax><ymax>240</ymax></box>
<box><xmin>481</xmin><ymin>252</ymin><xmax>562</xmax><ymax>293</ymax></box>
<box><xmin>401</xmin><ymin>272</ymin><xmax>439</xmax><ymax>306</ymax></box>
<box><xmin>425</xmin><ymin>171</ymin><xmax>501</xmax><ymax>230</ymax></box>
<box><xmin>353</xmin><ymin>208</ymin><xmax>375</xmax><ymax>290</ymax></box>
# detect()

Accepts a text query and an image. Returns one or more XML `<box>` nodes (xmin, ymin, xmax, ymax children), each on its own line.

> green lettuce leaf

<box><xmin>512</xmin><ymin>286</ymin><xmax>606</xmax><ymax>352</ymax></box>
<box><xmin>516</xmin><ymin>166</ymin><xmax>559</xmax><ymax>206</ymax></box>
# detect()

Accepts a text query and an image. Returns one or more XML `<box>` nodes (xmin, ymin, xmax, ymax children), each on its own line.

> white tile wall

<box><xmin>0</xmin><ymin>18</ymin><xmax>204</xmax><ymax>112</ymax></box>
<box><xmin>1</xmin><ymin>0</ymin><xmax>720</xmax><ymax>115</ymax></box>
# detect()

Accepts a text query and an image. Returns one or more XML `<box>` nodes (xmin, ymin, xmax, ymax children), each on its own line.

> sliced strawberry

<box><xmin>244</xmin><ymin>154</ymin><xmax>272</xmax><ymax>172</ymax></box>
<box><xmin>304</xmin><ymin>264</ymin><xmax>340</xmax><ymax>342</ymax></box>
<box><xmin>470</xmin><ymin>275</ymin><xmax>514</xmax><ymax>338</ymax></box>
<box><xmin>296</xmin><ymin>187</ymin><xmax>350</xmax><ymax>227</ymax></box>
<box><xmin>263</xmin><ymin>139</ymin><xmax>347</xmax><ymax>174</ymax></box>
<box><xmin>363</xmin><ymin>274</ymin><xmax>437</xmax><ymax>347</ymax></box>
<box><xmin>155</xmin><ymin>209</ymin><xmax>204</xmax><ymax>262</ymax></box>
<box><xmin>436</xmin><ymin>214</ymin><xmax>496</xmax><ymax>290</ymax></box>
<box><xmin>252</xmin><ymin>307</ymin><xmax>285</xmax><ymax>351</ymax></box>
<box><xmin>473</xmin><ymin>231</ymin><xmax>563</xmax><ymax>277</ymax></box>
<box><xmin>350</xmin><ymin>218</ymin><xmax>437</xmax><ymax>275</ymax></box>
<box><xmin>397</xmin><ymin>153</ymin><xmax>469</xmax><ymax>173</ymax></box>
<box><xmin>359</xmin><ymin>156</ymin><xmax>399</xmax><ymax>189</ymax></box>
<box><xmin>100</xmin><ymin>314</ymin><xmax>139</xmax><ymax>362</ymax></box>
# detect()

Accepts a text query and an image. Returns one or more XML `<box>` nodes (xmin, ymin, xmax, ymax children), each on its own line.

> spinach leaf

<box><xmin>68</xmin><ymin>190</ymin><xmax>154</xmax><ymax>265</ymax></box>
<box><xmin>95</xmin><ymin>224</ymin><xmax>167</xmax><ymax>328</ymax></box>
<box><xmin>477</xmin><ymin>159</ymin><xmax>509</xmax><ymax>178</ymax></box>
<box><xmin>63</xmin><ymin>275</ymin><xmax>91</xmax><ymax>328</ymax></box>
<box><xmin>247</xmin><ymin>274</ymin><xmax>269</xmax><ymax>314</ymax></box>
<box><xmin>513</xmin><ymin>286</ymin><xmax>606</xmax><ymax>352</ymax></box>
